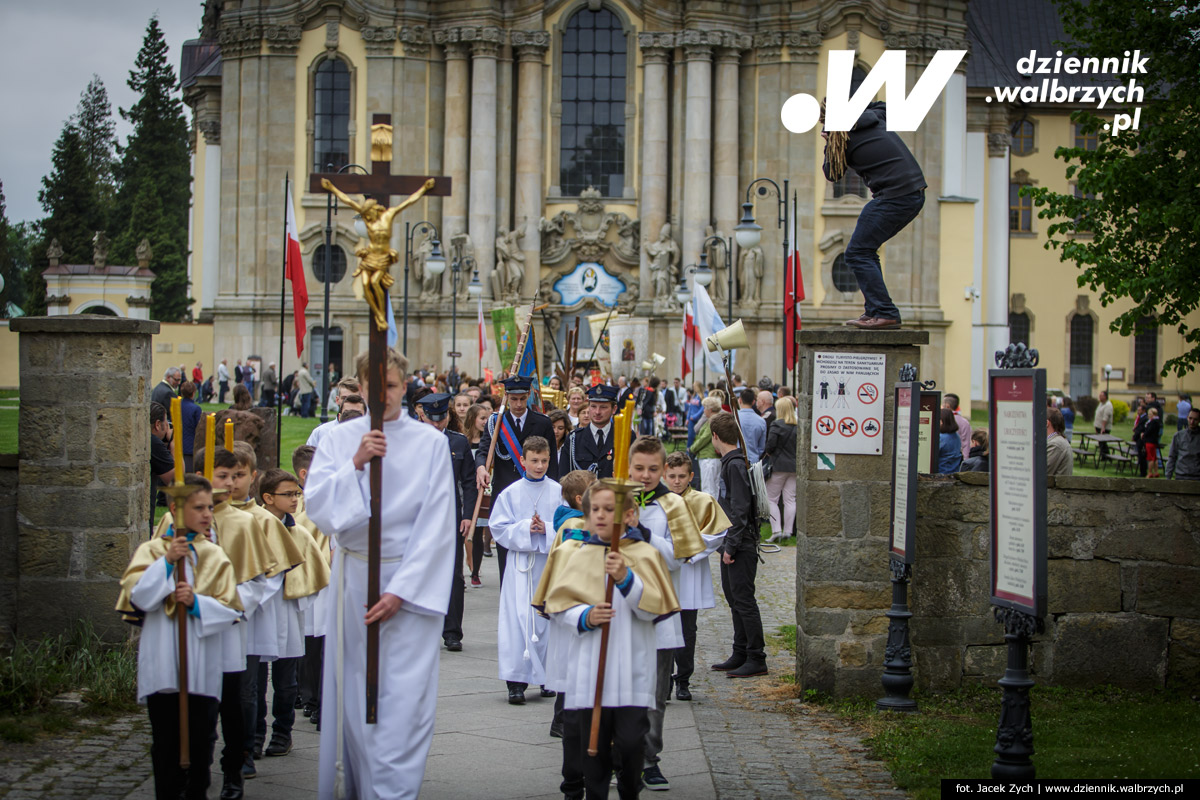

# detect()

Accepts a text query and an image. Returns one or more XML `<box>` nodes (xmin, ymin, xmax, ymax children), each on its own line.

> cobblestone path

<box><xmin>0</xmin><ymin>714</ymin><xmax>151</xmax><ymax>799</ymax></box>
<box><xmin>687</xmin><ymin>545</ymin><xmax>907</xmax><ymax>800</ymax></box>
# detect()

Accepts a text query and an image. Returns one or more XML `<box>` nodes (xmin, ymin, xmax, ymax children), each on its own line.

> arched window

<box><xmin>1070</xmin><ymin>314</ymin><xmax>1094</xmax><ymax>367</ymax></box>
<box><xmin>1011</xmin><ymin>119</ymin><xmax>1034</xmax><ymax>156</ymax></box>
<box><xmin>312</xmin><ymin>244</ymin><xmax>347</xmax><ymax>284</ymax></box>
<box><xmin>1133</xmin><ymin>316</ymin><xmax>1159</xmax><ymax>384</ymax></box>
<box><xmin>831</xmin><ymin>254</ymin><xmax>858</xmax><ymax>293</ymax></box>
<box><xmin>560</xmin><ymin>7</ymin><xmax>626</xmax><ymax>197</ymax></box>
<box><xmin>78</xmin><ymin>305</ymin><xmax>118</xmax><ymax>316</ymax></box>
<box><xmin>313</xmin><ymin>58</ymin><xmax>350</xmax><ymax>173</ymax></box>
<box><xmin>1009</xmin><ymin>311</ymin><xmax>1031</xmax><ymax>347</ymax></box>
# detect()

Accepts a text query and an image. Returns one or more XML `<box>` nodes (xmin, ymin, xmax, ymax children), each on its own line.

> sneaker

<box><xmin>470</xmin><ymin>576</ymin><xmax>482</xmax><ymax>588</ymax></box>
<box><xmin>642</xmin><ymin>765</ymin><xmax>670</xmax><ymax>791</ymax></box>
<box><xmin>265</xmin><ymin>733</ymin><xmax>293</xmax><ymax>757</ymax></box>
<box><xmin>241</xmin><ymin>753</ymin><xmax>257</xmax><ymax>779</ymax></box>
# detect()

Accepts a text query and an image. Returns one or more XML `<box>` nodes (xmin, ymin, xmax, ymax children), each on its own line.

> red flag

<box><xmin>681</xmin><ymin>305</ymin><xmax>702</xmax><ymax>379</ymax></box>
<box><xmin>284</xmin><ymin>183</ymin><xmax>307</xmax><ymax>358</ymax></box>
<box><xmin>477</xmin><ymin>295</ymin><xmax>487</xmax><ymax>362</ymax></box>
<box><xmin>785</xmin><ymin>206</ymin><xmax>805</xmax><ymax>370</ymax></box>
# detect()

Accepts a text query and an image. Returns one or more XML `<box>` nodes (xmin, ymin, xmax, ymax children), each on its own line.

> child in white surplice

<box><xmin>489</xmin><ymin>434</ymin><xmax>566</xmax><ymax>705</ymax></box>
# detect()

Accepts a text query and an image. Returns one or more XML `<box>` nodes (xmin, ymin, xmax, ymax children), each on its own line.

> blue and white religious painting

<box><xmin>553</xmin><ymin>262</ymin><xmax>626</xmax><ymax>308</ymax></box>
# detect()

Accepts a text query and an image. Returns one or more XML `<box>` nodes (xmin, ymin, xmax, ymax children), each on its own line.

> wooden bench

<box><xmin>1100</xmin><ymin>452</ymin><xmax>1132</xmax><ymax>472</ymax></box>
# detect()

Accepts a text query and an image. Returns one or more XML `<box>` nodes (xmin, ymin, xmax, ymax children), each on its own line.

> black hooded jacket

<box><xmin>823</xmin><ymin>102</ymin><xmax>926</xmax><ymax>199</ymax></box>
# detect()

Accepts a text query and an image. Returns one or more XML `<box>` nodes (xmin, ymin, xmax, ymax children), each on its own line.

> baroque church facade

<box><xmin>182</xmin><ymin>0</ymin><xmax>1198</xmax><ymax>405</ymax></box>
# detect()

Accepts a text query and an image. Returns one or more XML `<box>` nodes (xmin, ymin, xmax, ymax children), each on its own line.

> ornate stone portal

<box><xmin>539</xmin><ymin>187</ymin><xmax>639</xmax><ymax>267</ymax></box>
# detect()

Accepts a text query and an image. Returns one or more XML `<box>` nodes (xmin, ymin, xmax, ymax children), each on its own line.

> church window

<box><xmin>832</xmin><ymin>168</ymin><xmax>868</xmax><ymax>199</ymax></box>
<box><xmin>1009</xmin><ymin>311</ymin><xmax>1031</xmax><ymax>347</ymax></box>
<box><xmin>312</xmin><ymin>244</ymin><xmax>347</xmax><ymax>284</ymax></box>
<box><xmin>1073</xmin><ymin>184</ymin><xmax>1096</xmax><ymax>234</ymax></box>
<box><xmin>1070</xmin><ymin>314</ymin><xmax>1094</xmax><ymax>367</ymax></box>
<box><xmin>831</xmin><ymin>254</ymin><xmax>858</xmax><ymax>293</ymax></box>
<box><xmin>1011</xmin><ymin>119</ymin><xmax>1034</xmax><ymax>156</ymax></box>
<box><xmin>1133</xmin><ymin>317</ymin><xmax>1159</xmax><ymax>384</ymax></box>
<box><xmin>1009</xmin><ymin>183</ymin><xmax>1032</xmax><ymax>232</ymax></box>
<box><xmin>1074</xmin><ymin>123</ymin><xmax>1098</xmax><ymax>151</ymax></box>
<box><xmin>559</xmin><ymin>7</ymin><xmax>626</xmax><ymax>197</ymax></box>
<box><xmin>313</xmin><ymin>58</ymin><xmax>351</xmax><ymax>174</ymax></box>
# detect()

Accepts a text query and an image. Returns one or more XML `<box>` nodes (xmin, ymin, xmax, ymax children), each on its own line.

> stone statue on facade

<box><xmin>415</xmin><ymin>232</ymin><xmax>441</xmax><ymax>301</ymax></box>
<box><xmin>616</xmin><ymin>281</ymin><xmax>639</xmax><ymax>314</ymax></box>
<box><xmin>450</xmin><ymin>232</ymin><xmax>475</xmax><ymax>301</ymax></box>
<box><xmin>492</xmin><ymin>227</ymin><xmax>526</xmax><ymax>303</ymax></box>
<box><xmin>46</xmin><ymin>238</ymin><xmax>64</xmax><ymax>265</ymax></box>
<box><xmin>538</xmin><ymin>186</ymin><xmax>639</xmax><ymax>267</ymax></box>
<box><xmin>644</xmin><ymin>223</ymin><xmax>680</xmax><ymax>312</ymax></box>
<box><xmin>93</xmin><ymin>231</ymin><xmax>111</xmax><ymax>269</ymax></box>
<box><xmin>136</xmin><ymin>238</ymin><xmax>154</xmax><ymax>268</ymax></box>
<box><xmin>739</xmin><ymin>244</ymin><xmax>764</xmax><ymax>308</ymax></box>
<box><xmin>706</xmin><ymin>225</ymin><xmax>727</xmax><ymax>303</ymax></box>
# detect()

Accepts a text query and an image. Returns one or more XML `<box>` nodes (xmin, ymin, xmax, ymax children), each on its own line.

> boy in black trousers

<box><xmin>707</xmin><ymin>412</ymin><xmax>767</xmax><ymax>677</ymax></box>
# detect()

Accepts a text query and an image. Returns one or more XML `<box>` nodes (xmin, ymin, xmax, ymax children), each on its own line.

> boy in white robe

<box><xmin>305</xmin><ymin>347</ymin><xmax>456</xmax><ymax>800</ymax></box>
<box><xmin>116</xmin><ymin>475</ymin><xmax>243</xmax><ymax>800</ymax></box>
<box><xmin>489</xmin><ymin>434</ymin><xmax>566</xmax><ymax>704</ymax></box>
<box><xmin>540</xmin><ymin>482</ymin><xmax>679</xmax><ymax>800</ymax></box>
<box><xmin>663</xmin><ymin>450</ymin><xmax>730</xmax><ymax>703</ymax></box>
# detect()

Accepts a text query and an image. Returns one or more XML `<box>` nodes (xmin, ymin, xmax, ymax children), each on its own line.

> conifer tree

<box><xmin>112</xmin><ymin>15</ymin><xmax>193</xmax><ymax>321</ymax></box>
<box><xmin>0</xmin><ymin>181</ymin><xmax>14</xmax><ymax>316</ymax></box>
<box><xmin>72</xmin><ymin>75</ymin><xmax>117</xmax><ymax>225</ymax></box>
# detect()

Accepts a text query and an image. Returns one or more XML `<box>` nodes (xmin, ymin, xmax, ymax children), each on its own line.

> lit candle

<box><xmin>225</xmin><ymin>419</ymin><xmax>234</xmax><ymax>452</ymax></box>
<box><xmin>170</xmin><ymin>397</ymin><xmax>184</xmax><ymax>485</ymax></box>
<box><xmin>204</xmin><ymin>414</ymin><xmax>215</xmax><ymax>479</ymax></box>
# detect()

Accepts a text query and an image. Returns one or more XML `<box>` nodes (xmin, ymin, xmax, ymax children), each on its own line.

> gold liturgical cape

<box><xmin>284</xmin><ymin>517</ymin><xmax>332</xmax><ymax>600</ymax></box>
<box><xmin>650</xmin><ymin>490</ymin><xmax>709</xmax><ymax>561</ymax></box>
<box><xmin>533</xmin><ymin>529</ymin><xmax>680</xmax><ymax>620</ymax></box>
<box><xmin>294</xmin><ymin>501</ymin><xmax>331</xmax><ymax>565</ymax></box>
<box><xmin>678</xmin><ymin>487</ymin><xmax>732</xmax><ymax>544</ymax></box>
<box><xmin>116</xmin><ymin>532</ymin><xmax>242</xmax><ymax>622</ymax></box>
<box><xmin>231</xmin><ymin>499</ymin><xmax>308</xmax><ymax>583</ymax></box>
<box><xmin>156</xmin><ymin>502</ymin><xmax>277</xmax><ymax>585</ymax></box>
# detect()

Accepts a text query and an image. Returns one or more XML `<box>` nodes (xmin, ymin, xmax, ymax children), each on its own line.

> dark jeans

<box><xmin>559</xmin><ymin>696</ymin><xmax>583</xmax><ymax>799</ymax></box>
<box><xmin>218</xmin><ymin>670</ymin><xmax>247</xmax><ymax>778</ymax></box>
<box><xmin>218</xmin><ymin>380</ymin><xmax>229</xmax><ymax>404</ymax></box>
<box><xmin>673</xmin><ymin>609</ymin><xmax>698</xmax><ymax>686</ymax></box>
<box><xmin>147</xmin><ymin>691</ymin><xmax>219</xmax><ymax>800</ymax></box>
<box><xmin>567</xmin><ymin>706</ymin><xmax>648</xmax><ymax>800</ymax></box>
<box><xmin>298</xmin><ymin>636</ymin><xmax>323</xmax><ymax>712</ymax></box>
<box><xmin>260</xmin><ymin>389</ymin><xmax>276</xmax><ymax>408</ymax></box>
<box><xmin>443</xmin><ymin>525</ymin><xmax>466</xmax><ymax>644</ymax></box>
<box><xmin>720</xmin><ymin>551</ymin><xmax>765</xmax><ymax>662</ymax></box>
<box><xmin>255</xmin><ymin>656</ymin><xmax>299</xmax><ymax>740</ymax></box>
<box><xmin>470</xmin><ymin>526</ymin><xmax>486</xmax><ymax>580</ymax></box>
<box><xmin>300</xmin><ymin>392</ymin><xmax>315</xmax><ymax>418</ymax></box>
<box><xmin>241</xmin><ymin>655</ymin><xmax>260</xmax><ymax>754</ymax></box>
<box><xmin>844</xmin><ymin>189</ymin><xmax>925</xmax><ymax>320</ymax></box>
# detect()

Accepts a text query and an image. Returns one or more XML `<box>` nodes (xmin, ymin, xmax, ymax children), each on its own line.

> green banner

<box><xmin>491</xmin><ymin>306</ymin><xmax>520</xmax><ymax>369</ymax></box>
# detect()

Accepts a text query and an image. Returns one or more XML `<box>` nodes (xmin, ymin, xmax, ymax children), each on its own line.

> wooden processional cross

<box><xmin>312</xmin><ymin>113</ymin><xmax>452</xmax><ymax>725</ymax></box>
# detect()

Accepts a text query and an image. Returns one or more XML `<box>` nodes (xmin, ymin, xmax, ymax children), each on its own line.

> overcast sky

<box><xmin>0</xmin><ymin>1</ymin><xmax>202</xmax><ymax>224</ymax></box>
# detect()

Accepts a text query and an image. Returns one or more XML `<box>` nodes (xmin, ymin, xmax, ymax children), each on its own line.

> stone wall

<box><xmin>10</xmin><ymin>316</ymin><xmax>159</xmax><ymax>642</ymax></box>
<box><xmin>797</xmin><ymin>472</ymin><xmax>1200</xmax><ymax>695</ymax></box>
<box><xmin>0</xmin><ymin>454</ymin><xmax>17</xmax><ymax>643</ymax></box>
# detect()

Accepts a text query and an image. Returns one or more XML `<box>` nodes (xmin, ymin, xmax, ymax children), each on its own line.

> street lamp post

<box><xmin>320</xmin><ymin>162</ymin><xmax>367</xmax><ymax>423</ymax></box>
<box><xmin>734</xmin><ymin>177</ymin><xmax>790</xmax><ymax>387</ymax></box>
<box><xmin>1104</xmin><ymin>364</ymin><xmax>1112</xmax><ymax>396</ymax></box>
<box><xmin>402</xmin><ymin>222</ymin><xmax>444</xmax><ymax>357</ymax></box>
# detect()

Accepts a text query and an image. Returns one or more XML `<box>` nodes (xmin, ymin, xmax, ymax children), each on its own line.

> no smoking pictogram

<box><xmin>816</xmin><ymin>416</ymin><xmax>835</xmax><ymax>436</ymax></box>
<box><xmin>838</xmin><ymin>417</ymin><xmax>858</xmax><ymax>437</ymax></box>
<box><xmin>862</xmin><ymin>417</ymin><xmax>881</xmax><ymax>437</ymax></box>
<box><xmin>857</xmin><ymin>383</ymin><xmax>879</xmax><ymax>404</ymax></box>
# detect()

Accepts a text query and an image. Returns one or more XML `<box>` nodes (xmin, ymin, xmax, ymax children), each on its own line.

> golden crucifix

<box><xmin>320</xmin><ymin>176</ymin><xmax>436</xmax><ymax>331</ymax></box>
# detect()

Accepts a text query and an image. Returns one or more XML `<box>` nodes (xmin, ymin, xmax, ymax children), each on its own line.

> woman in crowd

<box><xmin>962</xmin><ymin>430</ymin><xmax>990</xmax><ymax>472</ymax></box>
<box><xmin>686</xmin><ymin>381</ymin><xmax>705</xmax><ymax>448</ymax></box>
<box><xmin>452</xmin><ymin>393</ymin><xmax>473</xmax><ymax>430</ymax></box>
<box><xmin>938</xmin><ymin>407</ymin><xmax>963</xmax><ymax>474</ymax></box>
<box><xmin>566</xmin><ymin>386</ymin><xmax>586</xmax><ymax>427</ymax></box>
<box><xmin>1144</xmin><ymin>406</ymin><xmax>1162</xmax><ymax>478</ymax></box>
<box><xmin>548</xmin><ymin>408</ymin><xmax>573</xmax><ymax>468</ymax></box>
<box><xmin>1132</xmin><ymin>399</ymin><xmax>1149</xmax><ymax>477</ymax></box>
<box><xmin>463</xmin><ymin>403</ymin><xmax>492</xmax><ymax>586</ymax></box>
<box><xmin>689</xmin><ymin>396</ymin><xmax>724</xmax><ymax>496</ymax></box>
<box><xmin>1061</xmin><ymin>396</ymin><xmax>1076</xmax><ymax>443</ymax></box>
<box><xmin>764</xmin><ymin>397</ymin><xmax>798</xmax><ymax>544</ymax></box>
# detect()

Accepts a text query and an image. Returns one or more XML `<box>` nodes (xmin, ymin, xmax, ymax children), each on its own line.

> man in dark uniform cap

<box><xmin>418</xmin><ymin>392</ymin><xmax>478</xmax><ymax>652</ymax></box>
<box><xmin>474</xmin><ymin>377</ymin><xmax>559</xmax><ymax>582</ymax></box>
<box><xmin>565</xmin><ymin>383</ymin><xmax>619</xmax><ymax>479</ymax></box>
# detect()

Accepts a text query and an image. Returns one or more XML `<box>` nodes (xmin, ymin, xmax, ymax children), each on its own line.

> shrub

<box><xmin>1112</xmin><ymin>398</ymin><xmax>1130</xmax><ymax>424</ymax></box>
<box><xmin>0</xmin><ymin>621</ymin><xmax>137</xmax><ymax>715</ymax></box>
<box><xmin>1075</xmin><ymin>395</ymin><xmax>1099</xmax><ymax>422</ymax></box>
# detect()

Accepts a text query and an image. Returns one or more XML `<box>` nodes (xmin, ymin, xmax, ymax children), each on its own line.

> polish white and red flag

<box><xmin>784</xmin><ymin>197</ymin><xmax>805</xmax><ymax>370</ymax></box>
<box><xmin>284</xmin><ymin>179</ymin><xmax>308</xmax><ymax>358</ymax></box>
<box><xmin>477</xmin><ymin>294</ymin><xmax>488</xmax><ymax>362</ymax></box>
<box><xmin>680</xmin><ymin>303</ymin><xmax>702</xmax><ymax>379</ymax></box>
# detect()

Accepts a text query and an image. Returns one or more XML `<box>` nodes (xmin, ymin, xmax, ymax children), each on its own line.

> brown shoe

<box><xmin>844</xmin><ymin>314</ymin><xmax>871</xmax><ymax>326</ymax></box>
<box><xmin>846</xmin><ymin>316</ymin><xmax>901</xmax><ymax>330</ymax></box>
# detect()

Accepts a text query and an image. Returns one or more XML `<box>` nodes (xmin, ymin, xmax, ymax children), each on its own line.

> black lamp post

<box><xmin>734</xmin><ymin>177</ymin><xmax>790</xmax><ymax>387</ymax></box>
<box><xmin>402</xmin><ymin>222</ymin><xmax>444</xmax><ymax>357</ymax></box>
<box><xmin>1104</xmin><ymin>363</ymin><xmax>1112</xmax><ymax>397</ymax></box>
<box><xmin>698</xmin><ymin>235</ymin><xmax>733</xmax><ymax>323</ymax></box>
<box><xmin>448</xmin><ymin>254</ymin><xmax>480</xmax><ymax>374</ymax></box>
<box><xmin>320</xmin><ymin>162</ymin><xmax>367</xmax><ymax>423</ymax></box>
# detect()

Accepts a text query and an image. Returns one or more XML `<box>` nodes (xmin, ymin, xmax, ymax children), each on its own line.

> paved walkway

<box><xmin>0</xmin><ymin>544</ymin><xmax>904</xmax><ymax>799</ymax></box>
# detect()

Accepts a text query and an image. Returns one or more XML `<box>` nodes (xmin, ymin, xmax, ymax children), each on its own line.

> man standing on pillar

<box><xmin>822</xmin><ymin>101</ymin><xmax>926</xmax><ymax>331</ymax></box>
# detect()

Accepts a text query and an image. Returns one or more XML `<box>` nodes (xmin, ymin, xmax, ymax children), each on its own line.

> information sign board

<box><xmin>988</xmin><ymin>369</ymin><xmax>1047</xmax><ymax>616</ymax></box>
<box><xmin>811</xmin><ymin>352</ymin><xmax>887</xmax><ymax>455</ymax></box>
<box><xmin>890</xmin><ymin>382</ymin><xmax>921</xmax><ymax>563</ymax></box>
<box><xmin>916</xmin><ymin>390</ymin><xmax>941</xmax><ymax>474</ymax></box>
